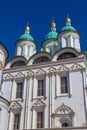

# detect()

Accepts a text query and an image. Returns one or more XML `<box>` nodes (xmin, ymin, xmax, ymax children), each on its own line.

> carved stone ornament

<box><xmin>14</xmin><ymin>72</ymin><xmax>25</xmax><ymax>80</ymax></box>
<box><xmin>32</xmin><ymin>100</ymin><xmax>46</xmax><ymax>109</ymax></box>
<box><xmin>10</xmin><ymin>101</ymin><xmax>22</xmax><ymax>110</ymax></box>
<box><xmin>53</xmin><ymin>103</ymin><xmax>74</xmax><ymax>116</ymax></box>
<box><xmin>26</xmin><ymin>70</ymin><xmax>34</xmax><ymax>78</ymax></box>
<box><xmin>3</xmin><ymin>73</ymin><xmax>13</xmax><ymax>81</ymax></box>
<box><xmin>48</xmin><ymin>67</ymin><xmax>56</xmax><ymax>74</ymax></box>
<box><xmin>70</xmin><ymin>63</ymin><xmax>84</xmax><ymax>71</ymax></box>
<box><xmin>35</xmin><ymin>69</ymin><xmax>46</xmax><ymax>77</ymax></box>
<box><xmin>57</xmin><ymin>65</ymin><xmax>69</xmax><ymax>73</ymax></box>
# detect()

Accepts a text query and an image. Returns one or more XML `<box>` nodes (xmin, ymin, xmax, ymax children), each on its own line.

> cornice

<box><xmin>3</xmin><ymin>57</ymin><xmax>84</xmax><ymax>74</ymax></box>
<box><xmin>3</xmin><ymin>63</ymin><xmax>85</xmax><ymax>81</ymax></box>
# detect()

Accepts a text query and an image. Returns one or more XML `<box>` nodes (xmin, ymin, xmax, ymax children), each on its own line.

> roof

<box><xmin>61</xmin><ymin>25</ymin><xmax>76</xmax><ymax>31</ymax></box>
<box><xmin>19</xmin><ymin>33</ymin><xmax>34</xmax><ymax>41</ymax></box>
<box><xmin>45</xmin><ymin>31</ymin><xmax>58</xmax><ymax>40</ymax></box>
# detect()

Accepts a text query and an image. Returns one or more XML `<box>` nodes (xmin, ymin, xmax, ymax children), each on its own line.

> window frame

<box><xmin>37</xmin><ymin>111</ymin><xmax>44</xmax><ymax>128</ymax></box>
<box><xmin>60</xmin><ymin>76</ymin><xmax>68</xmax><ymax>94</ymax></box>
<box><xmin>13</xmin><ymin>113</ymin><xmax>20</xmax><ymax>129</ymax></box>
<box><xmin>37</xmin><ymin>76</ymin><xmax>46</xmax><ymax>97</ymax></box>
<box><xmin>37</xmin><ymin>79</ymin><xmax>44</xmax><ymax>96</ymax></box>
<box><xmin>16</xmin><ymin>82</ymin><xmax>23</xmax><ymax>99</ymax></box>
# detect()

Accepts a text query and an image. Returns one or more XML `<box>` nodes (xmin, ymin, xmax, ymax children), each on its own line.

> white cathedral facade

<box><xmin>0</xmin><ymin>17</ymin><xmax>87</xmax><ymax>130</ymax></box>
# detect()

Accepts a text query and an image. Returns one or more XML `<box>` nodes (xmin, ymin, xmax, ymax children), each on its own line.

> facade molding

<box><xmin>53</xmin><ymin>103</ymin><xmax>74</xmax><ymax>117</ymax></box>
<box><xmin>9</xmin><ymin>101</ymin><xmax>22</xmax><ymax>110</ymax></box>
<box><xmin>32</xmin><ymin>100</ymin><xmax>46</xmax><ymax>109</ymax></box>
<box><xmin>3</xmin><ymin>57</ymin><xmax>84</xmax><ymax>74</ymax></box>
<box><xmin>3</xmin><ymin>63</ymin><xmax>85</xmax><ymax>81</ymax></box>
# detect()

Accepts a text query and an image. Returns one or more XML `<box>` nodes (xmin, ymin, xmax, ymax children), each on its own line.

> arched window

<box><xmin>11</xmin><ymin>61</ymin><xmax>26</xmax><ymax>68</ymax></box>
<box><xmin>52</xmin><ymin>104</ymin><xmax>74</xmax><ymax>128</ymax></box>
<box><xmin>62</xmin><ymin>123</ymin><xmax>69</xmax><ymax>127</ymax></box>
<box><xmin>33</xmin><ymin>56</ymin><xmax>50</xmax><ymax>64</ymax></box>
<box><xmin>57</xmin><ymin>52</ymin><xmax>76</xmax><ymax>60</ymax></box>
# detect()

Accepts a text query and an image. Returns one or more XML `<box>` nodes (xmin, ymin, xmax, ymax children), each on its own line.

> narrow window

<box><xmin>60</xmin><ymin>77</ymin><xmax>68</xmax><ymax>93</ymax></box>
<box><xmin>62</xmin><ymin>122</ymin><xmax>69</xmax><ymax>127</ymax></box>
<box><xmin>37</xmin><ymin>80</ymin><xmax>44</xmax><ymax>96</ymax></box>
<box><xmin>14</xmin><ymin>114</ymin><xmax>20</xmax><ymax>129</ymax></box>
<box><xmin>16</xmin><ymin>82</ymin><xmax>23</xmax><ymax>98</ymax></box>
<box><xmin>86</xmin><ymin>86</ymin><xmax>87</xmax><ymax>97</ymax></box>
<box><xmin>0</xmin><ymin>108</ymin><xmax>2</xmax><ymax>123</ymax></box>
<box><xmin>37</xmin><ymin>112</ymin><xmax>44</xmax><ymax>128</ymax></box>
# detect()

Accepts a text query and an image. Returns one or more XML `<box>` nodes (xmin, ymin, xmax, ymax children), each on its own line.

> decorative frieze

<box><xmin>69</xmin><ymin>63</ymin><xmax>84</xmax><ymax>72</ymax></box>
<box><xmin>26</xmin><ymin>69</ymin><xmax>34</xmax><ymax>78</ymax></box>
<box><xmin>34</xmin><ymin>69</ymin><xmax>46</xmax><ymax>77</ymax></box>
<box><xmin>57</xmin><ymin>65</ymin><xmax>69</xmax><ymax>73</ymax></box>
<box><xmin>52</xmin><ymin>103</ymin><xmax>74</xmax><ymax>117</ymax></box>
<box><xmin>32</xmin><ymin>100</ymin><xmax>46</xmax><ymax>109</ymax></box>
<box><xmin>3</xmin><ymin>63</ymin><xmax>85</xmax><ymax>81</ymax></box>
<box><xmin>9</xmin><ymin>101</ymin><xmax>22</xmax><ymax>110</ymax></box>
<box><xmin>14</xmin><ymin>72</ymin><xmax>25</xmax><ymax>79</ymax></box>
<box><xmin>3</xmin><ymin>73</ymin><xmax>14</xmax><ymax>81</ymax></box>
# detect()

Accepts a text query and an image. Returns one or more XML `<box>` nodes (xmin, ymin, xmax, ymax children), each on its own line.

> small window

<box><xmin>86</xmin><ymin>86</ymin><xmax>87</xmax><ymax>97</ymax></box>
<box><xmin>16</xmin><ymin>82</ymin><xmax>23</xmax><ymax>98</ymax></box>
<box><xmin>37</xmin><ymin>80</ymin><xmax>44</xmax><ymax>96</ymax></box>
<box><xmin>62</xmin><ymin>122</ymin><xmax>69</xmax><ymax>127</ymax></box>
<box><xmin>37</xmin><ymin>112</ymin><xmax>44</xmax><ymax>128</ymax></box>
<box><xmin>14</xmin><ymin>114</ymin><xmax>20</xmax><ymax>129</ymax></box>
<box><xmin>60</xmin><ymin>77</ymin><xmax>68</xmax><ymax>94</ymax></box>
<box><xmin>11</xmin><ymin>61</ymin><xmax>26</xmax><ymax>68</ymax></box>
<box><xmin>0</xmin><ymin>107</ymin><xmax>2</xmax><ymax>123</ymax></box>
<box><xmin>33</xmin><ymin>56</ymin><xmax>50</xmax><ymax>64</ymax></box>
<box><xmin>57</xmin><ymin>53</ymin><xmax>76</xmax><ymax>60</ymax></box>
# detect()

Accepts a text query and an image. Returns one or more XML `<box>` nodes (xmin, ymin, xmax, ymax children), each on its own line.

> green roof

<box><xmin>45</xmin><ymin>31</ymin><xmax>58</xmax><ymax>40</ymax></box>
<box><xmin>19</xmin><ymin>33</ymin><xmax>34</xmax><ymax>41</ymax></box>
<box><xmin>61</xmin><ymin>25</ymin><xmax>76</xmax><ymax>31</ymax></box>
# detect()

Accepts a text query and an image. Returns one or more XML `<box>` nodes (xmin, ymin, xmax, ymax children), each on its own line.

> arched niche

<box><xmin>33</xmin><ymin>56</ymin><xmax>50</xmax><ymax>64</ymax></box>
<box><xmin>11</xmin><ymin>61</ymin><xmax>26</xmax><ymax>68</ymax></box>
<box><xmin>52</xmin><ymin>47</ymin><xmax>80</xmax><ymax>61</ymax></box>
<box><xmin>57</xmin><ymin>52</ymin><xmax>76</xmax><ymax>60</ymax></box>
<box><xmin>28</xmin><ymin>52</ymin><xmax>52</xmax><ymax>65</ymax></box>
<box><xmin>5</xmin><ymin>56</ymin><xmax>27</xmax><ymax>69</ymax></box>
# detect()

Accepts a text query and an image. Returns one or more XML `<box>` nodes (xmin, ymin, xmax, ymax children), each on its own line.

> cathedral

<box><xmin>0</xmin><ymin>17</ymin><xmax>87</xmax><ymax>130</ymax></box>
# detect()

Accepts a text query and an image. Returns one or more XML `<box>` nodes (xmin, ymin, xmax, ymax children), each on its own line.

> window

<box><xmin>60</xmin><ymin>77</ymin><xmax>68</xmax><ymax>94</ymax></box>
<box><xmin>37</xmin><ymin>80</ymin><xmax>44</xmax><ymax>96</ymax></box>
<box><xmin>86</xmin><ymin>86</ymin><xmax>87</xmax><ymax>97</ymax></box>
<box><xmin>62</xmin><ymin>122</ymin><xmax>69</xmax><ymax>127</ymax></box>
<box><xmin>14</xmin><ymin>114</ymin><xmax>20</xmax><ymax>129</ymax></box>
<box><xmin>33</xmin><ymin>56</ymin><xmax>50</xmax><ymax>64</ymax></box>
<box><xmin>0</xmin><ymin>107</ymin><xmax>2</xmax><ymax>123</ymax></box>
<box><xmin>57</xmin><ymin>53</ymin><xmax>76</xmax><ymax>60</ymax></box>
<box><xmin>16</xmin><ymin>82</ymin><xmax>23</xmax><ymax>98</ymax></box>
<box><xmin>37</xmin><ymin>112</ymin><xmax>44</xmax><ymax>128</ymax></box>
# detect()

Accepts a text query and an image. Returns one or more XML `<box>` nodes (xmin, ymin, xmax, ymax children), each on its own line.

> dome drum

<box><xmin>58</xmin><ymin>30</ymin><xmax>80</xmax><ymax>51</ymax></box>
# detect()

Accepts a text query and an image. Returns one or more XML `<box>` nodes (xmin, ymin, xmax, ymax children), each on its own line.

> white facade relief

<box><xmin>0</xmin><ymin>17</ymin><xmax>87</xmax><ymax>130</ymax></box>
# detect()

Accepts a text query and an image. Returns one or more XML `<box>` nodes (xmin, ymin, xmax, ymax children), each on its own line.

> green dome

<box><xmin>61</xmin><ymin>25</ymin><xmax>76</xmax><ymax>31</ymax></box>
<box><xmin>45</xmin><ymin>31</ymin><xmax>58</xmax><ymax>40</ymax></box>
<box><xmin>19</xmin><ymin>33</ymin><xmax>34</xmax><ymax>41</ymax></box>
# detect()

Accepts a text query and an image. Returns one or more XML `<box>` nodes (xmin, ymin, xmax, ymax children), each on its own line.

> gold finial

<box><xmin>51</xmin><ymin>17</ymin><xmax>56</xmax><ymax>30</ymax></box>
<box><xmin>66</xmin><ymin>14</ymin><xmax>71</xmax><ymax>25</ymax></box>
<box><xmin>25</xmin><ymin>22</ymin><xmax>30</xmax><ymax>33</ymax></box>
<box><xmin>40</xmin><ymin>48</ymin><xmax>44</xmax><ymax>52</ymax></box>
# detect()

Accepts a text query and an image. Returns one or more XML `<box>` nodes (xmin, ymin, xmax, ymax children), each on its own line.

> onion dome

<box><xmin>45</xmin><ymin>20</ymin><xmax>58</xmax><ymax>40</ymax></box>
<box><xmin>19</xmin><ymin>24</ymin><xmax>34</xmax><ymax>41</ymax></box>
<box><xmin>61</xmin><ymin>17</ymin><xmax>76</xmax><ymax>31</ymax></box>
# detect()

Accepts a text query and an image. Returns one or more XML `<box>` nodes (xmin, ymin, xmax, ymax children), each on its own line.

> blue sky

<box><xmin>0</xmin><ymin>0</ymin><xmax>87</xmax><ymax>60</ymax></box>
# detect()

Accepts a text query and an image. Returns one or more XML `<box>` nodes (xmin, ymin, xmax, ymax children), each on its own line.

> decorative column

<box><xmin>45</xmin><ymin>74</ymin><xmax>49</xmax><ymax>128</ymax></box>
<box><xmin>27</xmin><ymin>77</ymin><xmax>33</xmax><ymax>129</ymax></box>
<box><xmin>32</xmin><ymin>109</ymin><xmax>36</xmax><ymax>129</ymax></box>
